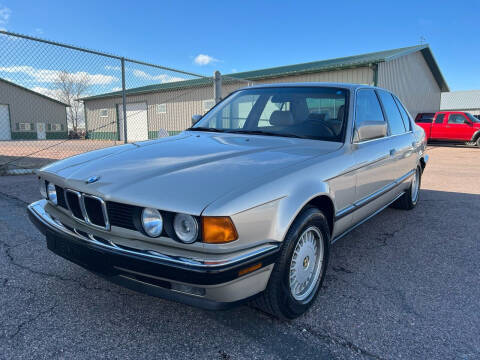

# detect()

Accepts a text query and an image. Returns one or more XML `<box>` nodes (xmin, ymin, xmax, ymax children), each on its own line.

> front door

<box><xmin>36</xmin><ymin>122</ymin><xmax>46</xmax><ymax>140</ymax></box>
<box><xmin>352</xmin><ymin>89</ymin><xmax>393</xmax><ymax>224</ymax></box>
<box><xmin>445</xmin><ymin>113</ymin><xmax>475</xmax><ymax>141</ymax></box>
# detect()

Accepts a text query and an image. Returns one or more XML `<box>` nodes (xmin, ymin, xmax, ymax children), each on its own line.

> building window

<box><xmin>100</xmin><ymin>109</ymin><xmax>108</xmax><ymax>117</ymax></box>
<box><xmin>18</xmin><ymin>123</ymin><xmax>33</xmax><ymax>131</ymax></box>
<box><xmin>49</xmin><ymin>124</ymin><xmax>62</xmax><ymax>131</ymax></box>
<box><xmin>156</xmin><ymin>103</ymin><xmax>167</xmax><ymax>114</ymax></box>
<box><xmin>203</xmin><ymin>99</ymin><xmax>215</xmax><ymax>113</ymax></box>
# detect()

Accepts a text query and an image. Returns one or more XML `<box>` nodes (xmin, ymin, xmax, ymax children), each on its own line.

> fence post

<box><xmin>121</xmin><ymin>57</ymin><xmax>128</xmax><ymax>143</ymax></box>
<box><xmin>214</xmin><ymin>70</ymin><xmax>222</xmax><ymax>104</ymax></box>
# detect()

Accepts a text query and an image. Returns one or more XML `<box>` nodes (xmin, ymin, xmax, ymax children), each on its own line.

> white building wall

<box><xmin>378</xmin><ymin>51</ymin><xmax>441</xmax><ymax>118</ymax></box>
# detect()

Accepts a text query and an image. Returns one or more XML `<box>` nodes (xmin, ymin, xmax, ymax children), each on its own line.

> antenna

<box><xmin>419</xmin><ymin>36</ymin><xmax>426</xmax><ymax>45</ymax></box>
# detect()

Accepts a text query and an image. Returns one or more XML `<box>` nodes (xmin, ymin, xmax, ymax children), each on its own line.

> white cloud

<box><xmin>132</xmin><ymin>69</ymin><xmax>184</xmax><ymax>83</ymax></box>
<box><xmin>110</xmin><ymin>86</ymin><xmax>122</xmax><ymax>91</ymax></box>
<box><xmin>105</xmin><ymin>65</ymin><xmax>121</xmax><ymax>71</ymax></box>
<box><xmin>0</xmin><ymin>65</ymin><xmax>117</xmax><ymax>84</ymax></box>
<box><xmin>194</xmin><ymin>54</ymin><xmax>218</xmax><ymax>66</ymax></box>
<box><xmin>35</xmin><ymin>28</ymin><xmax>43</xmax><ymax>35</ymax></box>
<box><xmin>0</xmin><ymin>5</ymin><xmax>11</xmax><ymax>29</ymax></box>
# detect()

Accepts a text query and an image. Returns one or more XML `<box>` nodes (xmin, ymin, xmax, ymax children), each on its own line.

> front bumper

<box><xmin>28</xmin><ymin>200</ymin><xmax>279</xmax><ymax>309</ymax></box>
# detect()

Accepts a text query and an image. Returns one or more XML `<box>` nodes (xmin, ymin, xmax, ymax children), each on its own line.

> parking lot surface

<box><xmin>0</xmin><ymin>145</ymin><xmax>479</xmax><ymax>359</ymax></box>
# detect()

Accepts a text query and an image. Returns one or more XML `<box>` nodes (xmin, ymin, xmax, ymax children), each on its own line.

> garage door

<box><xmin>0</xmin><ymin>105</ymin><xmax>11</xmax><ymax>140</ymax></box>
<box><xmin>118</xmin><ymin>102</ymin><xmax>148</xmax><ymax>142</ymax></box>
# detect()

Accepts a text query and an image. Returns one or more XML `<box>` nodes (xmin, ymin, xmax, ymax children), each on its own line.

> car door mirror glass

<box><xmin>355</xmin><ymin>121</ymin><xmax>387</xmax><ymax>142</ymax></box>
<box><xmin>192</xmin><ymin>114</ymin><xmax>202</xmax><ymax>125</ymax></box>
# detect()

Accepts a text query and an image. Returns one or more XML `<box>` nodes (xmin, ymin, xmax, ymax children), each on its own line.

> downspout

<box><xmin>370</xmin><ymin>63</ymin><xmax>378</xmax><ymax>87</ymax></box>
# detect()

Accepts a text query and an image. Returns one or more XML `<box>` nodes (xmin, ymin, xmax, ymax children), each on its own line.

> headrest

<box><xmin>269</xmin><ymin>110</ymin><xmax>295</xmax><ymax>126</ymax></box>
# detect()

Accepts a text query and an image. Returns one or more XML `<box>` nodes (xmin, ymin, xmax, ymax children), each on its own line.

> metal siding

<box><xmin>441</xmin><ymin>90</ymin><xmax>480</xmax><ymax>110</ymax></box>
<box><xmin>252</xmin><ymin>67</ymin><xmax>373</xmax><ymax>86</ymax></box>
<box><xmin>377</xmin><ymin>51</ymin><xmax>441</xmax><ymax>118</ymax></box>
<box><xmin>0</xmin><ymin>80</ymin><xmax>67</xmax><ymax>133</ymax></box>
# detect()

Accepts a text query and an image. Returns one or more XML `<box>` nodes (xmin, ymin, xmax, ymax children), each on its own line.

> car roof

<box><xmin>244</xmin><ymin>82</ymin><xmax>375</xmax><ymax>91</ymax></box>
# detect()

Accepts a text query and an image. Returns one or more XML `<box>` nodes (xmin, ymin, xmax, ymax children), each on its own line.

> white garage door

<box><xmin>0</xmin><ymin>105</ymin><xmax>11</xmax><ymax>140</ymax></box>
<box><xmin>118</xmin><ymin>102</ymin><xmax>148</xmax><ymax>142</ymax></box>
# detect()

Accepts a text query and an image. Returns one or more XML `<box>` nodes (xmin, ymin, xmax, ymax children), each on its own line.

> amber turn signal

<box><xmin>202</xmin><ymin>217</ymin><xmax>238</xmax><ymax>244</ymax></box>
<box><xmin>238</xmin><ymin>262</ymin><xmax>262</xmax><ymax>277</ymax></box>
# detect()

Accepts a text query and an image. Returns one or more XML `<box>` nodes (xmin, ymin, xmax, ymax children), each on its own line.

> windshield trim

<box><xmin>191</xmin><ymin>86</ymin><xmax>350</xmax><ymax>143</ymax></box>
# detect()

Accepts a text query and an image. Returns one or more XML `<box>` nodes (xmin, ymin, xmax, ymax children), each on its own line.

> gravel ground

<box><xmin>0</xmin><ymin>145</ymin><xmax>479</xmax><ymax>359</ymax></box>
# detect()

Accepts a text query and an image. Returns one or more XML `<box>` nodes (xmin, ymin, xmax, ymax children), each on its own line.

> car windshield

<box><xmin>466</xmin><ymin>113</ymin><xmax>480</xmax><ymax>123</ymax></box>
<box><xmin>190</xmin><ymin>87</ymin><xmax>348</xmax><ymax>142</ymax></box>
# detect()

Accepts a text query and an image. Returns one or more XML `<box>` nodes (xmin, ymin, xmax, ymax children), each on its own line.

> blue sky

<box><xmin>1</xmin><ymin>0</ymin><xmax>479</xmax><ymax>91</ymax></box>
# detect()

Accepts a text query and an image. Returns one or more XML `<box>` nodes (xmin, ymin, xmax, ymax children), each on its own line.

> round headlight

<box><xmin>173</xmin><ymin>214</ymin><xmax>199</xmax><ymax>243</ymax></box>
<box><xmin>141</xmin><ymin>208</ymin><xmax>163</xmax><ymax>237</ymax></box>
<box><xmin>39</xmin><ymin>178</ymin><xmax>47</xmax><ymax>198</ymax></box>
<box><xmin>47</xmin><ymin>182</ymin><xmax>57</xmax><ymax>205</ymax></box>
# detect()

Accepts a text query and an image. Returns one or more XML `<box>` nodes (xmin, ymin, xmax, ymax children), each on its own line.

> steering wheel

<box><xmin>303</xmin><ymin>119</ymin><xmax>336</xmax><ymax>137</ymax></box>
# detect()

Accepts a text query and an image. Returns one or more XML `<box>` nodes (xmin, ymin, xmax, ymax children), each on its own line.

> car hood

<box><xmin>39</xmin><ymin>132</ymin><xmax>341</xmax><ymax>215</ymax></box>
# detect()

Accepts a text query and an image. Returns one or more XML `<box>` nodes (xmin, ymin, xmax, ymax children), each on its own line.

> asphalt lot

<box><xmin>0</xmin><ymin>145</ymin><xmax>479</xmax><ymax>359</ymax></box>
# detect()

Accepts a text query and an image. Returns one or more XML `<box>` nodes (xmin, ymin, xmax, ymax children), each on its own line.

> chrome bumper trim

<box><xmin>28</xmin><ymin>199</ymin><xmax>279</xmax><ymax>269</ymax></box>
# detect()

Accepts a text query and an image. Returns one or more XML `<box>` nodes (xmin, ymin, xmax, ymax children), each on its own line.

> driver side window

<box><xmin>355</xmin><ymin>89</ymin><xmax>385</xmax><ymax>128</ymax></box>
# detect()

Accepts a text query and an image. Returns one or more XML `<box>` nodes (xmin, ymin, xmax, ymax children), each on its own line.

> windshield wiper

<box><xmin>226</xmin><ymin>129</ymin><xmax>310</xmax><ymax>139</ymax></box>
<box><xmin>187</xmin><ymin>127</ymin><xmax>227</xmax><ymax>133</ymax></box>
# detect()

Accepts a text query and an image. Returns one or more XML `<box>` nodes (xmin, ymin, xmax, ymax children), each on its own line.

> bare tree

<box><xmin>54</xmin><ymin>70</ymin><xmax>90</xmax><ymax>132</ymax></box>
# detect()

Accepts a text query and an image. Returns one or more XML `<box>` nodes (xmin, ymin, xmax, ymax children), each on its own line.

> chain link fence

<box><xmin>0</xmin><ymin>31</ymin><xmax>255</xmax><ymax>174</ymax></box>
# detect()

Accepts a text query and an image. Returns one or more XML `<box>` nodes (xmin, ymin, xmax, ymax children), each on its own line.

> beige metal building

<box><xmin>82</xmin><ymin>44</ymin><xmax>448</xmax><ymax>140</ymax></box>
<box><xmin>441</xmin><ymin>90</ymin><xmax>480</xmax><ymax>116</ymax></box>
<box><xmin>0</xmin><ymin>78</ymin><xmax>68</xmax><ymax>140</ymax></box>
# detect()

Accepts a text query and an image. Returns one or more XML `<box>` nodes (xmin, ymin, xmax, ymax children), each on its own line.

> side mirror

<box><xmin>355</xmin><ymin>121</ymin><xmax>387</xmax><ymax>142</ymax></box>
<box><xmin>192</xmin><ymin>114</ymin><xmax>202</xmax><ymax>125</ymax></box>
<box><xmin>464</xmin><ymin>119</ymin><xmax>472</xmax><ymax>125</ymax></box>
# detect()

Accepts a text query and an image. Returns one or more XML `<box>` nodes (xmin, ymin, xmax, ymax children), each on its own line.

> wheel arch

<box><xmin>471</xmin><ymin>129</ymin><xmax>480</xmax><ymax>142</ymax></box>
<box><xmin>303</xmin><ymin>195</ymin><xmax>335</xmax><ymax>236</ymax></box>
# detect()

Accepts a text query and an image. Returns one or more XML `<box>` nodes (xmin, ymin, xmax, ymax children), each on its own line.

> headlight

<box><xmin>173</xmin><ymin>214</ymin><xmax>199</xmax><ymax>243</ymax></box>
<box><xmin>39</xmin><ymin>178</ymin><xmax>47</xmax><ymax>198</ymax></box>
<box><xmin>47</xmin><ymin>182</ymin><xmax>57</xmax><ymax>205</ymax></box>
<box><xmin>141</xmin><ymin>208</ymin><xmax>163</xmax><ymax>237</ymax></box>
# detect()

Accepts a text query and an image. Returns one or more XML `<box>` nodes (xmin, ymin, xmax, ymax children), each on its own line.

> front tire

<box><xmin>391</xmin><ymin>166</ymin><xmax>421</xmax><ymax>210</ymax></box>
<box><xmin>252</xmin><ymin>207</ymin><xmax>330</xmax><ymax>319</ymax></box>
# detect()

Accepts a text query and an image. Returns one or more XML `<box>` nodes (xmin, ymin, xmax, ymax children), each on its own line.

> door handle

<box><xmin>389</xmin><ymin>149</ymin><xmax>396</xmax><ymax>156</ymax></box>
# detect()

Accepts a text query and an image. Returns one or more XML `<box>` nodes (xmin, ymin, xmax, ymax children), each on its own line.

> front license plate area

<box><xmin>46</xmin><ymin>230</ymin><xmax>111</xmax><ymax>274</ymax></box>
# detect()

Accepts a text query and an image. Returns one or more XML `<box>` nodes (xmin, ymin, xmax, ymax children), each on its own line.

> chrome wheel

<box><xmin>289</xmin><ymin>226</ymin><xmax>324</xmax><ymax>301</ymax></box>
<box><xmin>411</xmin><ymin>168</ymin><xmax>420</xmax><ymax>202</ymax></box>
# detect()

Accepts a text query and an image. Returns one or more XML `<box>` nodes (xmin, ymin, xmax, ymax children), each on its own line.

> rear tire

<box><xmin>252</xmin><ymin>207</ymin><xmax>330</xmax><ymax>320</ymax></box>
<box><xmin>391</xmin><ymin>166</ymin><xmax>421</xmax><ymax>210</ymax></box>
<box><xmin>476</xmin><ymin>136</ymin><xmax>480</xmax><ymax>148</ymax></box>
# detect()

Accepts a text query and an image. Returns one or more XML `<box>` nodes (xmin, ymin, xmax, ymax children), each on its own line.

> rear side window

<box><xmin>355</xmin><ymin>89</ymin><xmax>385</xmax><ymax>128</ymax></box>
<box><xmin>393</xmin><ymin>96</ymin><xmax>412</xmax><ymax>131</ymax></box>
<box><xmin>435</xmin><ymin>114</ymin><xmax>445</xmax><ymax>124</ymax></box>
<box><xmin>377</xmin><ymin>90</ymin><xmax>406</xmax><ymax>135</ymax></box>
<box><xmin>448</xmin><ymin>114</ymin><xmax>467</xmax><ymax>124</ymax></box>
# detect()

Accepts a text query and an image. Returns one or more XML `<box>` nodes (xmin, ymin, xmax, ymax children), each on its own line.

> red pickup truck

<box><xmin>415</xmin><ymin>111</ymin><xmax>480</xmax><ymax>147</ymax></box>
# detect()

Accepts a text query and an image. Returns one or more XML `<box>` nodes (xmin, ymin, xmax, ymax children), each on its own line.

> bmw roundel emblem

<box><xmin>86</xmin><ymin>176</ymin><xmax>101</xmax><ymax>184</ymax></box>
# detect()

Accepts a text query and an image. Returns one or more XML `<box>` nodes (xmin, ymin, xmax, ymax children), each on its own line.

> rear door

<box><xmin>377</xmin><ymin>90</ymin><xmax>416</xmax><ymax>184</ymax></box>
<box><xmin>445</xmin><ymin>112</ymin><xmax>475</xmax><ymax>141</ymax></box>
<box><xmin>430</xmin><ymin>113</ymin><xmax>447</xmax><ymax>139</ymax></box>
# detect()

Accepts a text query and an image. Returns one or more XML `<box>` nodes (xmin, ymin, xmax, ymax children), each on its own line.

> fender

<box><xmin>470</xmin><ymin>129</ymin><xmax>480</xmax><ymax>142</ymax></box>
